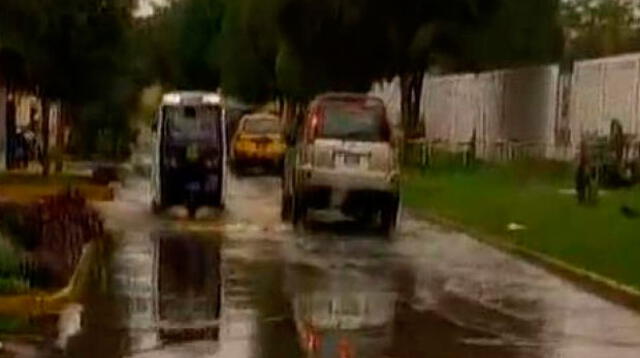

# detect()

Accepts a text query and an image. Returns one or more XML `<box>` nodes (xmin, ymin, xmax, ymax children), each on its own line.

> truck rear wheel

<box><xmin>381</xmin><ymin>197</ymin><xmax>399</xmax><ymax>235</ymax></box>
<box><xmin>292</xmin><ymin>195</ymin><xmax>307</xmax><ymax>226</ymax></box>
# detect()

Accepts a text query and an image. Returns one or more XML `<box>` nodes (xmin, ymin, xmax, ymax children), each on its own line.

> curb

<box><xmin>408</xmin><ymin>209</ymin><xmax>640</xmax><ymax>310</ymax></box>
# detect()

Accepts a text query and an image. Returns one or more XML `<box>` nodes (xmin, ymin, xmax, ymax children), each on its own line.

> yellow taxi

<box><xmin>232</xmin><ymin>113</ymin><xmax>286</xmax><ymax>171</ymax></box>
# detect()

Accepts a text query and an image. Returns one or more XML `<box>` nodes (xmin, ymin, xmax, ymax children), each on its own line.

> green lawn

<box><xmin>403</xmin><ymin>160</ymin><xmax>640</xmax><ymax>290</ymax></box>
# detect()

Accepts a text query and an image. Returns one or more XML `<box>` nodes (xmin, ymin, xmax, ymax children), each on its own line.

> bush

<box><xmin>0</xmin><ymin>190</ymin><xmax>105</xmax><ymax>290</ymax></box>
<box><xmin>0</xmin><ymin>235</ymin><xmax>29</xmax><ymax>294</ymax></box>
<box><xmin>0</xmin><ymin>316</ymin><xmax>31</xmax><ymax>334</ymax></box>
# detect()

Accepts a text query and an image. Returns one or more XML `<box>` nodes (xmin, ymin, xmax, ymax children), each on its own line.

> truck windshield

<box><xmin>164</xmin><ymin>105</ymin><xmax>221</xmax><ymax>143</ymax></box>
<box><xmin>318</xmin><ymin>102</ymin><xmax>389</xmax><ymax>142</ymax></box>
<box><xmin>243</xmin><ymin>117</ymin><xmax>280</xmax><ymax>135</ymax></box>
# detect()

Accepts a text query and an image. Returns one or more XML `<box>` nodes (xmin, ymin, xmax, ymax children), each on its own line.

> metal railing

<box><xmin>402</xmin><ymin>139</ymin><xmax>565</xmax><ymax>168</ymax></box>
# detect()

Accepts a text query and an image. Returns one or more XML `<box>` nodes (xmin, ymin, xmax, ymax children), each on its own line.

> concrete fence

<box><xmin>372</xmin><ymin>52</ymin><xmax>640</xmax><ymax>161</ymax></box>
<box><xmin>568</xmin><ymin>54</ymin><xmax>640</xmax><ymax>146</ymax></box>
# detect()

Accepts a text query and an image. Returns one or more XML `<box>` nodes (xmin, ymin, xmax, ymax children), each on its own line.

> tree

<box><xmin>0</xmin><ymin>0</ymin><xmax>43</xmax><ymax>91</ymax></box>
<box><xmin>219</xmin><ymin>0</ymin><xmax>282</xmax><ymax>103</ymax></box>
<box><xmin>561</xmin><ymin>0</ymin><xmax>640</xmax><ymax>59</ymax></box>
<box><xmin>1</xmin><ymin>0</ymin><xmax>142</xmax><ymax>169</ymax></box>
<box><xmin>139</xmin><ymin>0</ymin><xmax>561</xmax><ymax>135</ymax></box>
<box><xmin>141</xmin><ymin>0</ymin><xmax>224</xmax><ymax>90</ymax></box>
<box><xmin>274</xmin><ymin>0</ymin><xmax>561</xmax><ymax>133</ymax></box>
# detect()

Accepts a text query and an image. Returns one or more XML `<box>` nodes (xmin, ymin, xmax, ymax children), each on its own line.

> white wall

<box><xmin>569</xmin><ymin>53</ymin><xmax>640</xmax><ymax>146</ymax></box>
<box><xmin>371</xmin><ymin>77</ymin><xmax>402</xmax><ymax>127</ymax></box>
<box><xmin>372</xmin><ymin>65</ymin><xmax>560</xmax><ymax>159</ymax></box>
<box><xmin>375</xmin><ymin>53</ymin><xmax>640</xmax><ymax>161</ymax></box>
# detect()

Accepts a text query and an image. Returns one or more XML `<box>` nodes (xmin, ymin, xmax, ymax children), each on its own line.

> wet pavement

<box><xmin>47</xmin><ymin>174</ymin><xmax>640</xmax><ymax>357</ymax></box>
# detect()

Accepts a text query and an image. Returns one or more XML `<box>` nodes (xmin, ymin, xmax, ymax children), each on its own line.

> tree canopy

<box><xmin>223</xmin><ymin>0</ymin><xmax>561</xmax><ymax>103</ymax></box>
<box><xmin>561</xmin><ymin>0</ymin><xmax>640</xmax><ymax>60</ymax></box>
<box><xmin>1</xmin><ymin>0</ymin><xmax>142</xmax><ymax>161</ymax></box>
<box><xmin>140</xmin><ymin>0</ymin><xmax>224</xmax><ymax>90</ymax></box>
<box><xmin>1</xmin><ymin>0</ymin><xmax>135</xmax><ymax>101</ymax></box>
<box><xmin>1</xmin><ymin>0</ymin><xmax>565</xmax><ymax>158</ymax></box>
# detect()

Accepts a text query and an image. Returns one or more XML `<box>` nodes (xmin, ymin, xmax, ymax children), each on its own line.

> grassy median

<box><xmin>403</xmin><ymin>160</ymin><xmax>640</xmax><ymax>290</ymax></box>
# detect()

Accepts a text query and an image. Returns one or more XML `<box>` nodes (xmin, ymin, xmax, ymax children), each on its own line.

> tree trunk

<box><xmin>41</xmin><ymin>98</ymin><xmax>50</xmax><ymax>176</ymax></box>
<box><xmin>54</xmin><ymin>103</ymin><xmax>67</xmax><ymax>173</ymax></box>
<box><xmin>283</xmin><ymin>98</ymin><xmax>304</xmax><ymax>128</ymax></box>
<box><xmin>278</xmin><ymin>95</ymin><xmax>285</xmax><ymax>118</ymax></box>
<box><xmin>400</xmin><ymin>71</ymin><xmax>425</xmax><ymax>138</ymax></box>
<box><xmin>0</xmin><ymin>86</ymin><xmax>7</xmax><ymax>171</ymax></box>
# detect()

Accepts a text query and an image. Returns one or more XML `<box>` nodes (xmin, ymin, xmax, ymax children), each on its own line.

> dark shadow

<box><xmin>296</xmin><ymin>214</ymin><xmax>392</xmax><ymax>244</ymax></box>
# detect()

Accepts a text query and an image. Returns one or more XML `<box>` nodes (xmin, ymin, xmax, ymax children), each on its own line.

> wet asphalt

<box><xmin>56</xmin><ymin>174</ymin><xmax>640</xmax><ymax>357</ymax></box>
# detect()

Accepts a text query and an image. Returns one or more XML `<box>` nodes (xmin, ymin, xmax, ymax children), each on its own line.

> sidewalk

<box><xmin>0</xmin><ymin>170</ymin><xmax>114</xmax><ymax>204</ymax></box>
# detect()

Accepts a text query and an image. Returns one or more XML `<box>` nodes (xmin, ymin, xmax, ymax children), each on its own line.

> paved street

<box><xmin>60</xmin><ymin>174</ymin><xmax>640</xmax><ymax>358</ymax></box>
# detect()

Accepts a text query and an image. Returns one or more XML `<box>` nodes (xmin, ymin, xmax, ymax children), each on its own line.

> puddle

<box><xmin>62</xmin><ymin>231</ymin><xmax>223</xmax><ymax>357</ymax></box>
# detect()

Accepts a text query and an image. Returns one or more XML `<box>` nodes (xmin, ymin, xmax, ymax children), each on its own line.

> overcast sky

<box><xmin>133</xmin><ymin>0</ymin><xmax>168</xmax><ymax>18</ymax></box>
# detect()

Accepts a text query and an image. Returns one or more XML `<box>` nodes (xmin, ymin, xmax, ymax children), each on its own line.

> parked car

<box><xmin>150</xmin><ymin>92</ymin><xmax>227</xmax><ymax>217</ymax></box>
<box><xmin>223</xmin><ymin>97</ymin><xmax>255</xmax><ymax>150</ymax></box>
<box><xmin>281</xmin><ymin>93</ymin><xmax>400</xmax><ymax>232</ymax></box>
<box><xmin>232</xmin><ymin>113</ymin><xmax>286</xmax><ymax>173</ymax></box>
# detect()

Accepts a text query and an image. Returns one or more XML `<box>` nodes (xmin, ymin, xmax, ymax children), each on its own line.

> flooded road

<box><xmin>57</xmin><ymin>174</ymin><xmax>640</xmax><ymax>357</ymax></box>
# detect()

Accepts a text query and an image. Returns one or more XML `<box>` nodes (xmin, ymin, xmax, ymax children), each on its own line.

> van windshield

<box><xmin>164</xmin><ymin>105</ymin><xmax>221</xmax><ymax>144</ymax></box>
<box><xmin>318</xmin><ymin>102</ymin><xmax>389</xmax><ymax>142</ymax></box>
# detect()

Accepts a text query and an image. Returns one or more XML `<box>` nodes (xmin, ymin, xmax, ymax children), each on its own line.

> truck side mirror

<box><xmin>151</xmin><ymin>119</ymin><xmax>158</xmax><ymax>133</ymax></box>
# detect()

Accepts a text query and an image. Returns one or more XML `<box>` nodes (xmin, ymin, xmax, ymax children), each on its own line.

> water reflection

<box><xmin>65</xmin><ymin>231</ymin><xmax>222</xmax><ymax>357</ymax></box>
<box><xmin>157</xmin><ymin>233</ymin><xmax>220</xmax><ymax>343</ymax></box>
<box><xmin>292</xmin><ymin>291</ymin><xmax>396</xmax><ymax>358</ymax></box>
<box><xmin>221</xmin><ymin>239</ymin><xmax>301</xmax><ymax>358</ymax></box>
<box><xmin>60</xmin><ymin>217</ymin><xmax>553</xmax><ymax>358</ymax></box>
<box><xmin>284</xmin><ymin>237</ymin><xmax>399</xmax><ymax>358</ymax></box>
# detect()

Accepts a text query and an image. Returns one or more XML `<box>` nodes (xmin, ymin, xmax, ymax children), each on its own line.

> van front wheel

<box><xmin>281</xmin><ymin>192</ymin><xmax>292</xmax><ymax>221</ymax></box>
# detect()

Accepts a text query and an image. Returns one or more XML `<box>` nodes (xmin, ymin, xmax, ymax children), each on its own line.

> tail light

<box><xmin>310</xmin><ymin>114</ymin><xmax>320</xmax><ymax>142</ymax></box>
